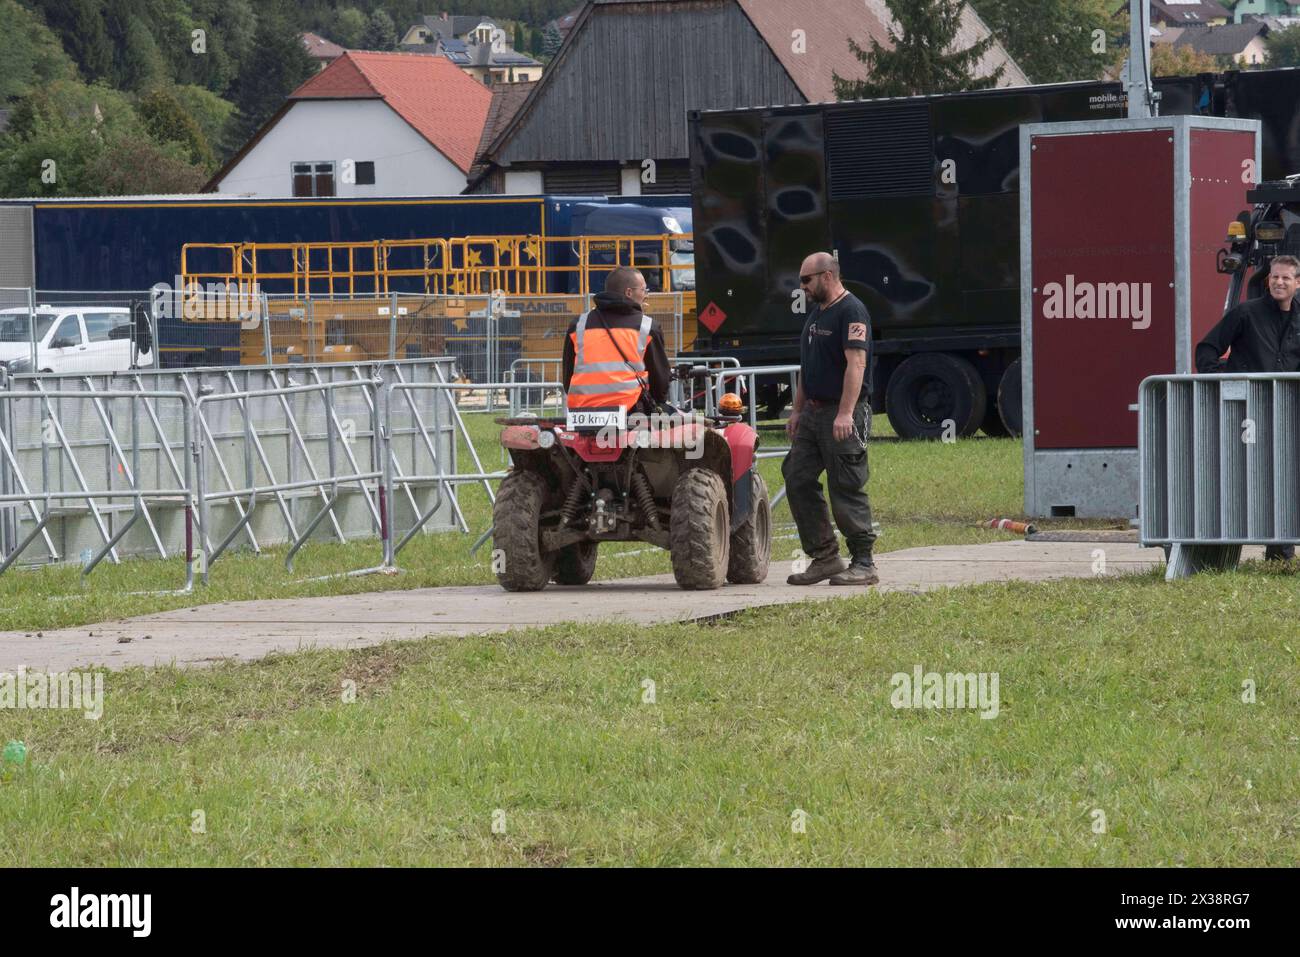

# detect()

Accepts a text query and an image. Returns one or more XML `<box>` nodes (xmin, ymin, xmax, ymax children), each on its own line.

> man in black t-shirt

<box><xmin>781</xmin><ymin>251</ymin><xmax>879</xmax><ymax>586</ymax></box>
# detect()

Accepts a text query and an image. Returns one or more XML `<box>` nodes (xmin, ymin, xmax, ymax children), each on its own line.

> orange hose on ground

<box><xmin>982</xmin><ymin>518</ymin><xmax>1038</xmax><ymax>535</ymax></box>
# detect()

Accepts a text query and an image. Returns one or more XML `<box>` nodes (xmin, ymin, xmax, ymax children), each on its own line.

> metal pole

<box><xmin>151</xmin><ymin>298</ymin><xmax>161</xmax><ymax>370</ymax></box>
<box><xmin>182</xmin><ymin>396</ymin><xmax>194</xmax><ymax>591</ymax></box>
<box><xmin>261</xmin><ymin>291</ymin><xmax>272</xmax><ymax>365</ymax></box>
<box><xmin>27</xmin><ymin>286</ymin><xmax>36</xmax><ymax>370</ymax></box>
<box><xmin>389</xmin><ymin>291</ymin><xmax>398</xmax><ymax>361</ymax></box>
<box><xmin>1127</xmin><ymin>0</ymin><xmax>1156</xmax><ymax>119</ymax></box>
<box><xmin>194</xmin><ymin>389</ymin><xmax>212</xmax><ymax>582</ymax></box>
<box><xmin>0</xmin><ymin>385</ymin><xmax>9</xmax><ymax>560</ymax></box>
<box><xmin>381</xmin><ymin>378</ymin><xmax>395</xmax><ymax>568</ymax></box>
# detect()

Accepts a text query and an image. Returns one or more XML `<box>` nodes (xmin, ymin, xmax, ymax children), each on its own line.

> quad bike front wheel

<box><xmin>669</xmin><ymin>469</ymin><xmax>730</xmax><ymax>590</ymax></box>
<box><xmin>553</xmin><ymin>541</ymin><xmax>598</xmax><ymax>585</ymax></box>
<box><xmin>493</xmin><ymin>470</ymin><xmax>555</xmax><ymax>592</ymax></box>
<box><xmin>727</xmin><ymin>472</ymin><xmax>771</xmax><ymax>584</ymax></box>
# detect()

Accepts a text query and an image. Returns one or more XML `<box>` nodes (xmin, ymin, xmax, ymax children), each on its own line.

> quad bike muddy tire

<box><xmin>669</xmin><ymin>468</ymin><xmax>730</xmax><ymax>590</ymax></box>
<box><xmin>553</xmin><ymin>541</ymin><xmax>598</xmax><ymax>585</ymax></box>
<box><xmin>493</xmin><ymin>470</ymin><xmax>554</xmax><ymax>592</ymax></box>
<box><xmin>727</xmin><ymin>472</ymin><xmax>771</xmax><ymax>585</ymax></box>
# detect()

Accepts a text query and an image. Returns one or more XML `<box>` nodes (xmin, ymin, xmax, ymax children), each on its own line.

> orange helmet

<box><xmin>718</xmin><ymin>393</ymin><xmax>744</xmax><ymax>416</ymax></box>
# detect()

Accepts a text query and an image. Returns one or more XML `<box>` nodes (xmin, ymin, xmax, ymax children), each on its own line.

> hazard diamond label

<box><xmin>698</xmin><ymin>301</ymin><xmax>728</xmax><ymax>333</ymax></box>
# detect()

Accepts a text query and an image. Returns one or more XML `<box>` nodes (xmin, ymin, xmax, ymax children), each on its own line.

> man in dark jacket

<box><xmin>562</xmin><ymin>266</ymin><xmax>671</xmax><ymax>417</ymax></box>
<box><xmin>1196</xmin><ymin>254</ymin><xmax>1300</xmax><ymax>560</ymax></box>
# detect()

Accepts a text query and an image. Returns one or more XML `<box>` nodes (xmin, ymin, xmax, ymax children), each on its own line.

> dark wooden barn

<box><xmin>465</xmin><ymin>0</ymin><xmax>1027</xmax><ymax>196</ymax></box>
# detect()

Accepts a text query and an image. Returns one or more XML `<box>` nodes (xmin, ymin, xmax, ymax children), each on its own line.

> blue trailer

<box><xmin>0</xmin><ymin>192</ymin><xmax>688</xmax><ymax>366</ymax></box>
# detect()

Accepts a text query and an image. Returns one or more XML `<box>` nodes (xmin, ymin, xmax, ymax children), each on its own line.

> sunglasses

<box><xmin>799</xmin><ymin>270</ymin><xmax>829</xmax><ymax>284</ymax></box>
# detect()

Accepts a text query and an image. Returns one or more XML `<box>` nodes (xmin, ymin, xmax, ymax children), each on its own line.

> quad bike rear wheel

<box><xmin>727</xmin><ymin>472</ymin><xmax>771</xmax><ymax>584</ymax></box>
<box><xmin>493</xmin><ymin>470</ymin><xmax>554</xmax><ymax>592</ymax></box>
<box><xmin>669</xmin><ymin>469</ymin><xmax>730</xmax><ymax>590</ymax></box>
<box><xmin>554</xmin><ymin>541</ymin><xmax>598</xmax><ymax>585</ymax></box>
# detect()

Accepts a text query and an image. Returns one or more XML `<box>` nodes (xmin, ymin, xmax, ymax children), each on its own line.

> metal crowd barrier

<box><xmin>670</xmin><ymin>356</ymin><xmax>741</xmax><ymax>417</ymax></box>
<box><xmin>1</xmin><ymin>357</ymin><xmax>810</xmax><ymax>582</ymax></box>
<box><xmin>506</xmin><ymin>358</ymin><xmax>563</xmax><ymax>417</ymax></box>
<box><xmin>708</xmin><ymin>363</ymin><xmax>799</xmax><ymax>436</ymax></box>
<box><xmin>0</xmin><ymin>388</ymin><xmax>195</xmax><ymax>590</ymax></box>
<box><xmin>0</xmin><ymin>360</ymin><xmax>459</xmax><ymax>578</ymax></box>
<box><xmin>193</xmin><ymin>378</ymin><xmax>385</xmax><ymax>582</ymax></box>
<box><xmin>704</xmin><ymin>363</ymin><xmax>799</xmax><ymax>508</ymax></box>
<box><xmin>385</xmin><ymin>379</ymin><xmax>556</xmax><ymax>562</ymax></box>
<box><xmin>1140</xmin><ymin>372</ymin><xmax>1300</xmax><ymax>578</ymax></box>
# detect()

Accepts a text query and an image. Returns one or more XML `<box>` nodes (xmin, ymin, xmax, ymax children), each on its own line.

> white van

<box><xmin>0</xmin><ymin>306</ymin><xmax>138</xmax><ymax>375</ymax></box>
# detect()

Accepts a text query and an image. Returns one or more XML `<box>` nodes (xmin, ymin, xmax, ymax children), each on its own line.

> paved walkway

<box><xmin>0</xmin><ymin>540</ymin><xmax>1168</xmax><ymax>672</ymax></box>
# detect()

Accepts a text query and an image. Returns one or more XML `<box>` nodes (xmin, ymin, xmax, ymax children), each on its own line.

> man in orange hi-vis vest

<box><xmin>563</xmin><ymin>266</ymin><xmax>672</xmax><ymax>419</ymax></box>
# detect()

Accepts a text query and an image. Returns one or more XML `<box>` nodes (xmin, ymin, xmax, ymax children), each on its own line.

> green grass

<box><xmin>1</xmin><ymin>567</ymin><xmax>1297</xmax><ymax>866</ymax></box>
<box><xmin>0</xmin><ymin>410</ymin><xmax>1050</xmax><ymax>632</ymax></box>
<box><xmin>2</xmin><ymin>407</ymin><xmax>1293</xmax><ymax>866</ymax></box>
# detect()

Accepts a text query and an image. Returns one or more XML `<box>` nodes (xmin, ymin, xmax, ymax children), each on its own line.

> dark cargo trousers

<box><xmin>781</xmin><ymin>399</ymin><xmax>877</xmax><ymax>564</ymax></box>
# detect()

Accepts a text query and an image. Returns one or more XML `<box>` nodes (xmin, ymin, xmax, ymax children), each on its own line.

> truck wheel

<box><xmin>669</xmin><ymin>468</ymin><xmax>730</xmax><ymax>590</ymax></box>
<box><xmin>997</xmin><ymin>359</ymin><xmax>1023</xmax><ymax>437</ymax></box>
<box><xmin>981</xmin><ymin>405</ymin><xmax>1010</xmax><ymax>437</ymax></box>
<box><xmin>493</xmin><ymin>470</ymin><xmax>554</xmax><ymax>592</ymax></box>
<box><xmin>885</xmin><ymin>353</ymin><xmax>987</xmax><ymax>440</ymax></box>
<box><xmin>727</xmin><ymin>472</ymin><xmax>771</xmax><ymax>584</ymax></box>
<box><xmin>553</xmin><ymin>541</ymin><xmax>597</xmax><ymax>585</ymax></box>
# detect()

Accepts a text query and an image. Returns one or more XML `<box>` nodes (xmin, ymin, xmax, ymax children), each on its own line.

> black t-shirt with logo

<box><xmin>799</xmin><ymin>292</ymin><xmax>872</xmax><ymax>402</ymax></box>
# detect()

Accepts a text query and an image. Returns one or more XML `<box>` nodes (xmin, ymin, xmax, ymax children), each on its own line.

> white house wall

<box><xmin>502</xmin><ymin>169</ymin><xmax>544</xmax><ymax>193</ymax></box>
<box><xmin>215</xmin><ymin>100</ymin><xmax>468</xmax><ymax>197</ymax></box>
<box><xmin>1237</xmin><ymin>37</ymin><xmax>1268</xmax><ymax>67</ymax></box>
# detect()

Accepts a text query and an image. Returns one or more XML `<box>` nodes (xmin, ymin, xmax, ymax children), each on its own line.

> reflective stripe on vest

<box><xmin>568</xmin><ymin>311</ymin><xmax>653</xmax><ymax>408</ymax></box>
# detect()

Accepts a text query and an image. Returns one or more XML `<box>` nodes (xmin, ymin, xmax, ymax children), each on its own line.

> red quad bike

<box><xmin>492</xmin><ymin>381</ymin><xmax>772</xmax><ymax>591</ymax></box>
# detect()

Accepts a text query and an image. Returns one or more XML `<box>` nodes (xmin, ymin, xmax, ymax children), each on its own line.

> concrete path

<box><xmin>0</xmin><ymin>540</ymin><xmax>1168</xmax><ymax>673</ymax></box>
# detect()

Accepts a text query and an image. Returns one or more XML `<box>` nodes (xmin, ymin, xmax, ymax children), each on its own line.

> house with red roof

<box><xmin>206</xmin><ymin>51</ymin><xmax>494</xmax><ymax>197</ymax></box>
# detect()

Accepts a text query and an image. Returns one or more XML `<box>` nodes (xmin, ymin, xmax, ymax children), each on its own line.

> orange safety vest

<box><xmin>566</xmin><ymin>310</ymin><xmax>653</xmax><ymax>412</ymax></box>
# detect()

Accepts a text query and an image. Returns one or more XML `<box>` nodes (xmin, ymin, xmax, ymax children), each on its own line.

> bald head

<box><xmin>799</xmin><ymin>251</ymin><xmax>843</xmax><ymax>304</ymax></box>
<box><xmin>802</xmin><ymin>252</ymin><xmax>839</xmax><ymax>277</ymax></box>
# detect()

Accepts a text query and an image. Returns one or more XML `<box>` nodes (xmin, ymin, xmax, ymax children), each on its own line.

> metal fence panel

<box><xmin>0</xmin><ymin>359</ymin><xmax>457</xmax><ymax>571</ymax></box>
<box><xmin>1140</xmin><ymin>372</ymin><xmax>1300</xmax><ymax>577</ymax></box>
<box><xmin>0</xmin><ymin>388</ymin><xmax>194</xmax><ymax>586</ymax></box>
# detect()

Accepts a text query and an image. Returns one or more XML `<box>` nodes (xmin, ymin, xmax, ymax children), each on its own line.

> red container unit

<box><xmin>1020</xmin><ymin>115</ymin><xmax>1259</xmax><ymax>518</ymax></box>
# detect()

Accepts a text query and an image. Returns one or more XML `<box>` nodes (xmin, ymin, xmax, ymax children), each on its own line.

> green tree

<box><xmin>84</xmin><ymin>134</ymin><xmax>208</xmax><ymax>193</ymax></box>
<box><xmin>171</xmin><ymin>83</ymin><xmax>234</xmax><ymax>161</ymax></box>
<box><xmin>360</xmin><ymin>9</ymin><xmax>398</xmax><ymax>51</ymax></box>
<box><xmin>0</xmin><ymin>0</ymin><xmax>79</xmax><ymax>104</ymax></box>
<box><xmin>38</xmin><ymin>0</ymin><xmax>115</xmax><ymax>81</ymax></box>
<box><xmin>833</xmin><ymin>0</ymin><xmax>1002</xmax><ymax>100</ymax></box>
<box><xmin>334</xmin><ymin>7</ymin><xmax>367</xmax><ymax>48</ymax></box>
<box><xmin>157</xmin><ymin>0</ymin><xmax>257</xmax><ymax>95</ymax></box>
<box><xmin>1152</xmin><ymin>42</ymin><xmax>1218</xmax><ymax>77</ymax></box>
<box><xmin>137</xmin><ymin>85</ymin><xmax>213</xmax><ymax>167</ymax></box>
<box><xmin>972</xmin><ymin>0</ymin><xmax>1113</xmax><ymax>83</ymax></box>
<box><xmin>224</xmin><ymin>8</ymin><xmax>315</xmax><ymax>152</ymax></box>
<box><xmin>0</xmin><ymin>78</ymin><xmax>206</xmax><ymax>196</ymax></box>
<box><xmin>1265</xmin><ymin>25</ymin><xmax>1300</xmax><ymax>68</ymax></box>
<box><xmin>119</xmin><ymin>15</ymin><xmax>168</xmax><ymax>91</ymax></box>
<box><xmin>541</xmin><ymin>21</ymin><xmax>562</xmax><ymax>59</ymax></box>
<box><xmin>513</xmin><ymin>22</ymin><xmax>526</xmax><ymax>52</ymax></box>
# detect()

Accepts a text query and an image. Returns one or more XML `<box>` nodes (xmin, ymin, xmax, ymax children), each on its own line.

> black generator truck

<box><xmin>687</xmin><ymin>68</ymin><xmax>1300</xmax><ymax>439</ymax></box>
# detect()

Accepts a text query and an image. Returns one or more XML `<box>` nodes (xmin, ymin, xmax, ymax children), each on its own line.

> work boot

<box><xmin>1264</xmin><ymin>544</ymin><xmax>1296</xmax><ymax>562</ymax></box>
<box><xmin>787</xmin><ymin>555</ymin><xmax>848</xmax><ymax>586</ymax></box>
<box><xmin>829</xmin><ymin>560</ymin><xmax>880</xmax><ymax>586</ymax></box>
